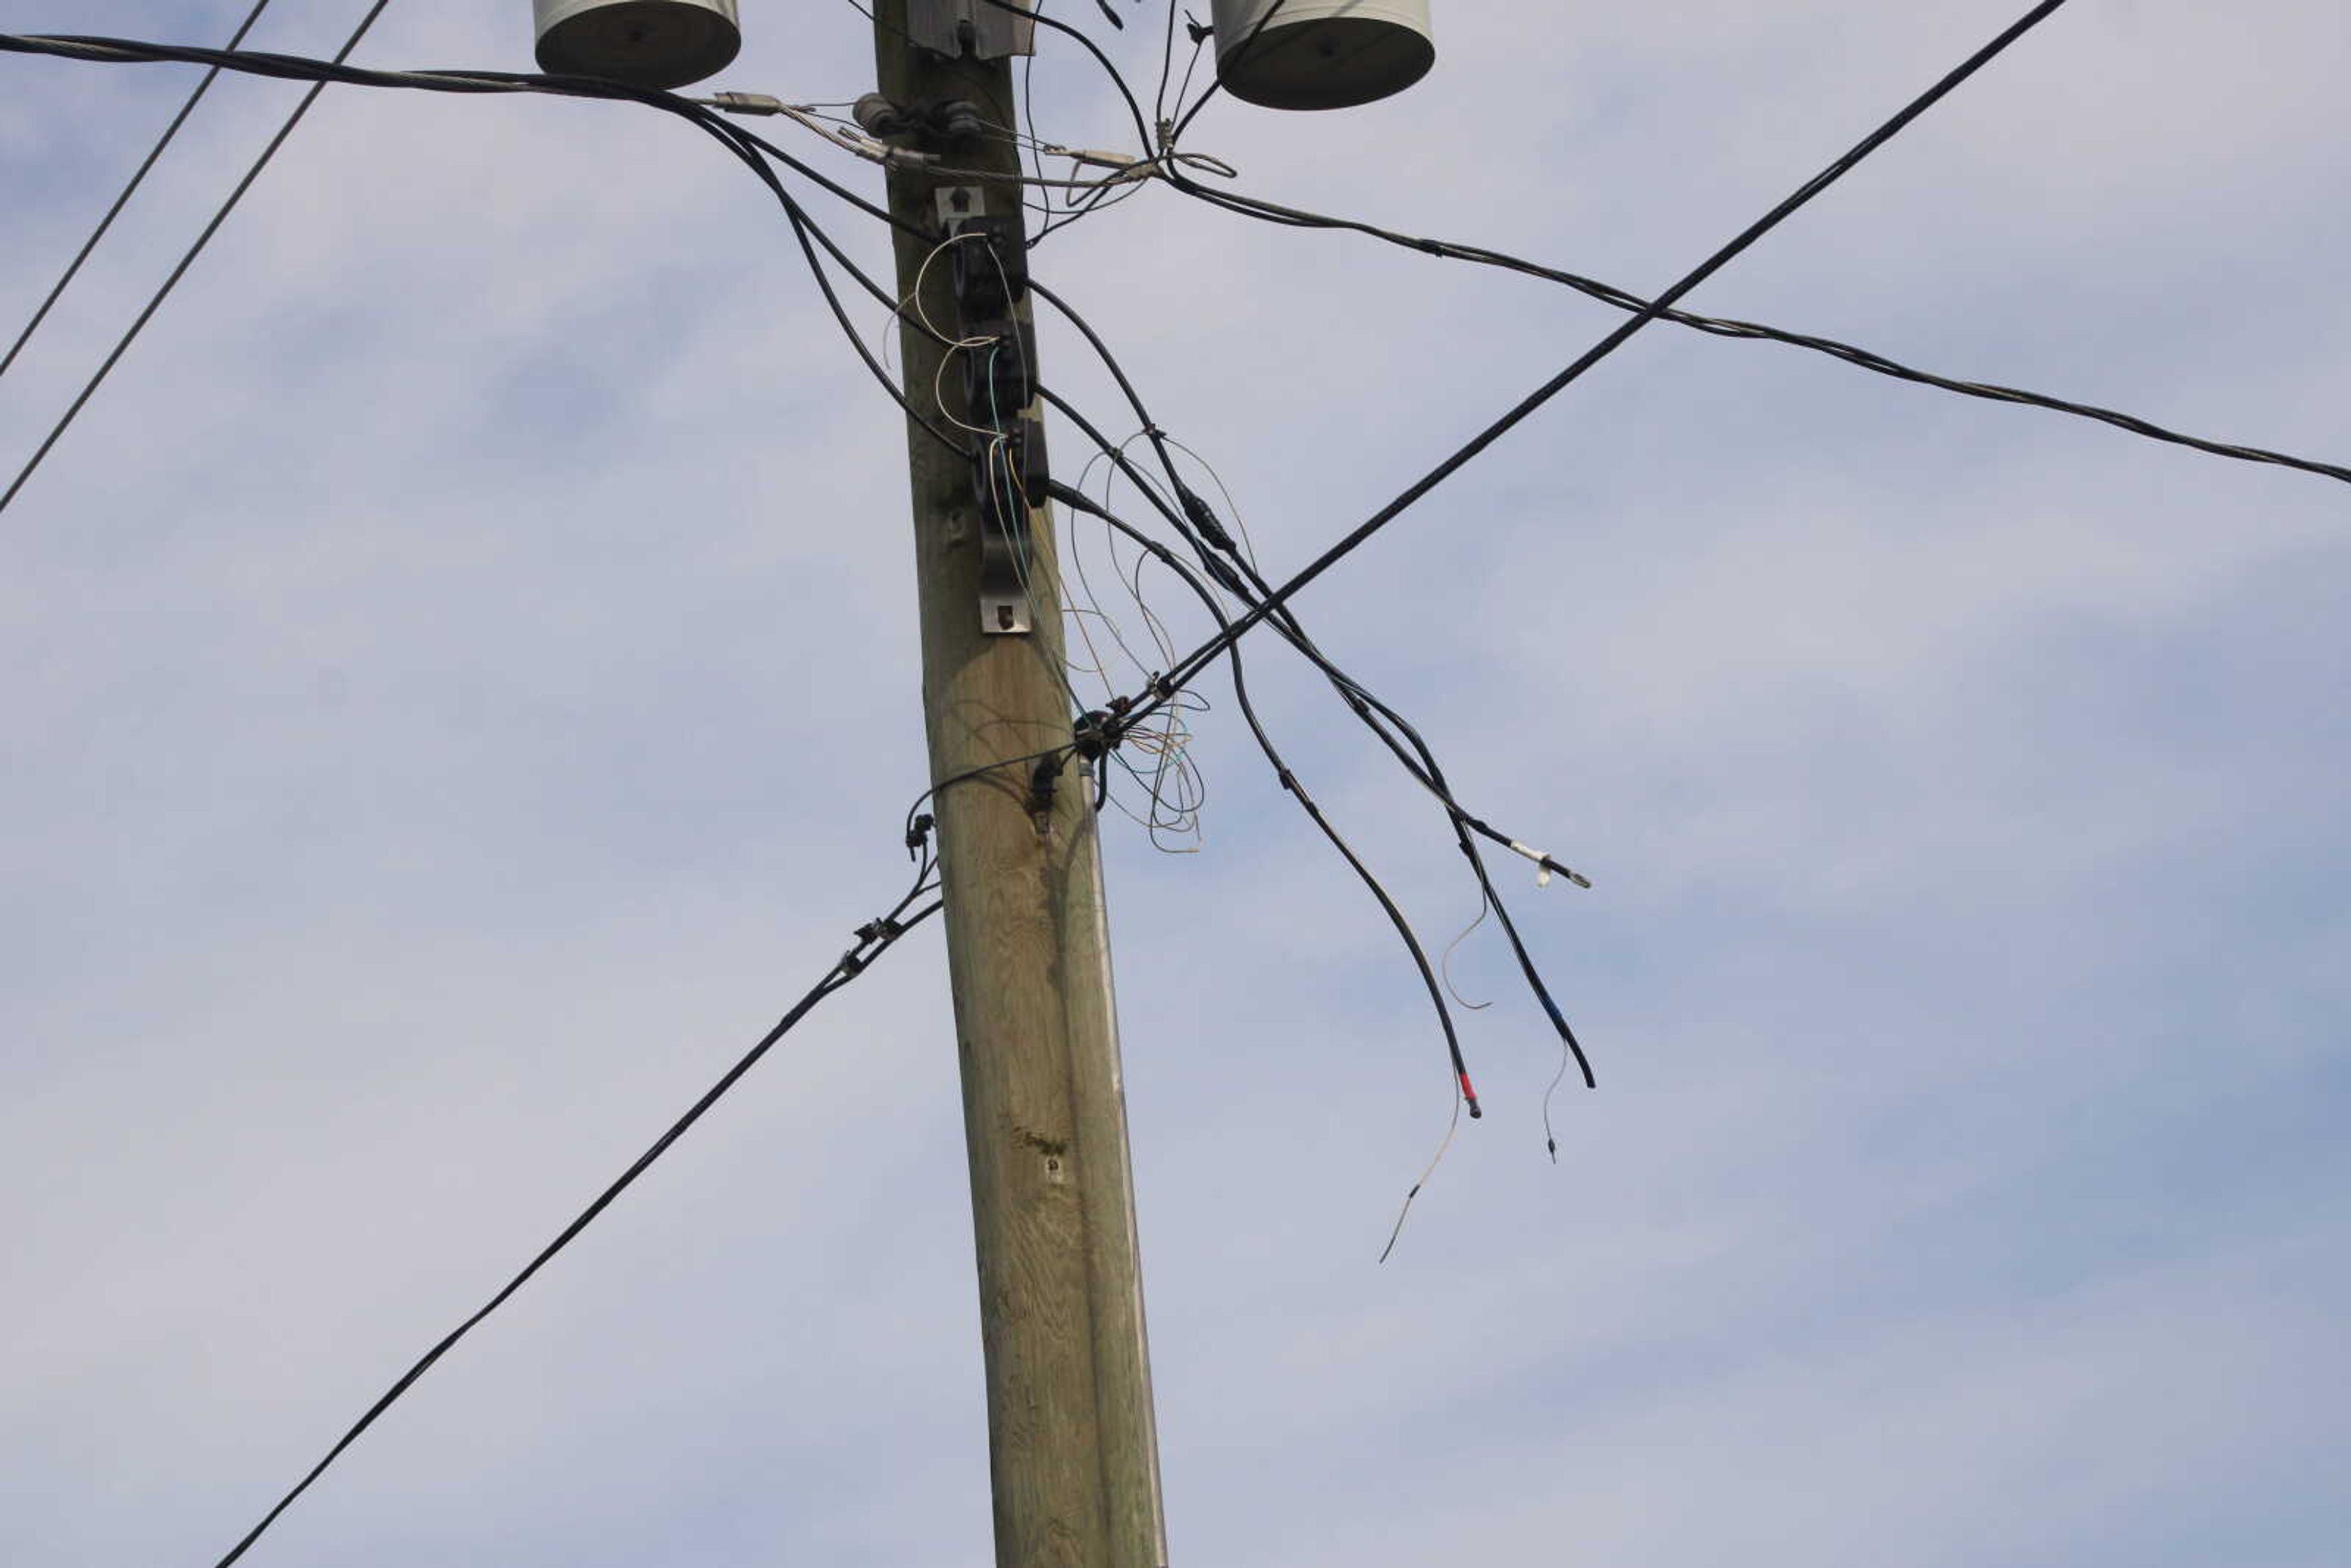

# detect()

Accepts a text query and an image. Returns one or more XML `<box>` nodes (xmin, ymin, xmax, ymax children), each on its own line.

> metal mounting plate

<box><xmin>906</xmin><ymin>0</ymin><xmax>1036</xmax><ymax>60</ymax></box>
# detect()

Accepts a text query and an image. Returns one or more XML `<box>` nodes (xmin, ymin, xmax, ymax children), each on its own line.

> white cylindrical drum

<box><xmin>1210</xmin><ymin>0</ymin><xmax>1433</xmax><ymax>111</ymax></box>
<box><xmin>534</xmin><ymin>0</ymin><xmax>741</xmax><ymax>91</ymax></box>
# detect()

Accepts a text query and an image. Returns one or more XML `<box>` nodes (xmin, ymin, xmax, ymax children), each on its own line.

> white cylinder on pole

<box><xmin>533</xmin><ymin>0</ymin><xmax>741</xmax><ymax>91</ymax></box>
<box><xmin>1209</xmin><ymin>0</ymin><xmax>1433</xmax><ymax>111</ymax></box>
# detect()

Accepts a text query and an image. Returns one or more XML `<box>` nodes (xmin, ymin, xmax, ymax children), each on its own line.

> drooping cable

<box><xmin>1032</xmin><ymin>278</ymin><xmax>1597</xmax><ymax>1102</ymax></box>
<box><xmin>1047</xmin><ymin>468</ymin><xmax>1484</xmax><ymax>1127</ymax></box>
<box><xmin>0</xmin><ymin>0</ymin><xmax>277</xmax><ymax>381</ymax></box>
<box><xmin>1049</xmin><ymin>459</ymin><xmax>1488</xmax><ymax>1248</ymax></box>
<box><xmin>1165</xmin><ymin>178</ymin><xmax>2351</xmax><ymax>490</ymax></box>
<box><xmin>206</xmin><ymin>858</ymin><xmax>942</xmax><ymax>1568</ymax></box>
<box><xmin>0</xmin><ymin>2</ymin><xmax>394</xmax><ymax>517</ymax></box>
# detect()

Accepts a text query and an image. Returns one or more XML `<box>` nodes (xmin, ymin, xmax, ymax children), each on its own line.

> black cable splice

<box><xmin>1029</xmin><ymin>752</ymin><xmax>1062</xmax><ymax>816</ymax></box>
<box><xmin>1177</xmin><ymin>487</ymin><xmax>1234</xmax><ymax>551</ymax></box>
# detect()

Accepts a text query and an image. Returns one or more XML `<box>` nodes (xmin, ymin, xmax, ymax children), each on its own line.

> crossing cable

<box><xmin>1125</xmin><ymin>0</ymin><xmax>2084</xmax><ymax>735</ymax></box>
<box><xmin>22</xmin><ymin>27</ymin><xmax>2292</xmax><ymax>511</ymax></box>
<box><xmin>1163</xmin><ymin>178</ymin><xmax>2351</xmax><ymax>490</ymax></box>
<box><xmin>0</xmin><ymin>1</ymin><xmax>277</xmax><ymax>381</ymax></box>
<box><xmin>0</xmin><ymin>2</ymin><xmax>394</xmax><ymax>518</ymax></box>
<box><xmin>206</xmin><ymin>855</ymin><xmax>943</xmax><ymax>1568</ymax></box>
<box><xmin>998</xmin><ymin>4</ymin><xmax>2348</xmax><ymax>491</ymax></box>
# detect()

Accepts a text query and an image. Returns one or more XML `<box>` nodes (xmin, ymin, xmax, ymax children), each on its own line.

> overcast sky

<box><xmin>3</xmin><ymin>2</ymin><xmax>2345</xmax><ymax>1565</ymax></box>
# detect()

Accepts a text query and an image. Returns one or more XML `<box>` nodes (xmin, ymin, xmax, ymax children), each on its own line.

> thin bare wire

<box><xmin>1439</xmin><ymin>894</ymin><xmax>1496</xmax><ymax>1011</ymax></box>
<box><xmin>1378</xmin><ymin>1089</ymin><xmax>1464</xmax><ymax>1264</ymax></box>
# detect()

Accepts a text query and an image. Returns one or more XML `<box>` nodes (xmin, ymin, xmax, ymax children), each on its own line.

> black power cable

<box><xmin>0</xmin><ymin>0</ymin><xmax>277</xmax><ymax>381</ymax></box>
<box><xmin>978</xmin><ymin>3</ymin><xmax>2349</xmax><ymax>492</ymax></box>
<box><xmin>1041</xmin><ymin>425</ymin><xmax>1485</xmax><ymax>1121</ymax></box>
<box><xmin>207</xmin><ymin>861</ymin><xmax>943</xmax><ymax>1568</ymax></box>
<box><xmin>1132</xmin><ymin>0</ymin><xmax>2085</xmax><ymax>727</ymax></box>
<box><xmin>1165</xmin><ymin>179</ymin><xmax>2351</xmax><ymax>490</ymax></box>
<box><xmin>1</xmin><ymin>3</ymin><xmax>394</xmax><ymax>517</ymax></box>
<box><xmin>0</xmin><ymin>31</ymin><xmax>976</xmax><ymax>478</ymax></box>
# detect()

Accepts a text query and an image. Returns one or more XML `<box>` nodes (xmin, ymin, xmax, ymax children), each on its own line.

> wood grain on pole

<box><xmin>873</xmin><ymin>6</ymin><xmax>1169</xmax><ymax>1565</ymax></box>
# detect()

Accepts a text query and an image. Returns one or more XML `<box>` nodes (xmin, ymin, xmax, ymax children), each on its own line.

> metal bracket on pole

<box><xmin>906</xmin><ymin>0</ymin><xmax>1037</xmax><ymax>59</ymax></box>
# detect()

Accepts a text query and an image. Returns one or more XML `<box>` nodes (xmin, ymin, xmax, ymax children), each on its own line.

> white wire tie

<box><xmin>1507</xmin><ymin>840</ymin><xmax>1589</xmax><ymax>889</ymax></box>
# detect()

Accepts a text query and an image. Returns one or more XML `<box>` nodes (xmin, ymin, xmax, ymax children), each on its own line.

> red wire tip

<box><xmin>1459</xmin><ymin>1071</ymin><xmax>1482</xmax><ymax>1119</ymax></box>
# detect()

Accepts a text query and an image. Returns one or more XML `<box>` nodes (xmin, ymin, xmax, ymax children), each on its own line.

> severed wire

<box><xmin>1048</xmin><ymin>460</ymin><xmax>1485</xmax><ymax>1123</ymax></box>
<box><xmin>3</xmin><ymin>22</ymin><xmax>1583</xmax><ymax>1144</ymax></box>
<box><xmin>1032</xmin><ymin>277</ymin><xmax>1595</xmax><ymax>1104</ymax></box>
<box><xmin>13</xmin><ymin>20</ymin><xmax>1535</xmax><ymax>1228</ymax></box>
<box><xmin>1</xmin><ymin>2</ymin><xmax>395</xmax><ymax>518</ymax></box>
<box><xmin>1070</xmin><ymin>4</ymin><xmax>2100</xmax><ymax>1126</ymax></box>
<box><xmin>1378</xmin><ymin>1089</ymin><xmax>1462</xmax><ymax>1264</ymax></box>
<box><xmin>1050</xmin><ymin>465</ymin><xmax>1489</xmax><ymax>1249</ymax></box>
<box><xmin>206</xmin><ymin>855</ymin><xmax>943</xmax><ymax>1568</ymax></box>
<box><xmin>0</xmin><ymin>0</ymin><xmax>277</xmax><ymax>382</ymax></box>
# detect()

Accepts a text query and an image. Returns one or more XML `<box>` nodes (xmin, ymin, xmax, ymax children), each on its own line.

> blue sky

<box><xmin>2</xmin><ymin>2</ymin><xmax>2345</xmax><ymax>1564</ymax></box>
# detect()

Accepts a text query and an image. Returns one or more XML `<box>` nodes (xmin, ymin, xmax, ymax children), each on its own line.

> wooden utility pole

<box><xmin>871</xmin><ymin>4</ymin><xmax>1169</xmax><ymax>1566</ymax></box>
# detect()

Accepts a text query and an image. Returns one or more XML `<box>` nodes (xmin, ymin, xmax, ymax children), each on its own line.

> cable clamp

<box><xmin>1169</xmin><ymin>151</ymin><xmax>1239</xmax><ymax>180</ymax></box>
<box><xmin>702</xmin><ymin>91</ymin><xmax>786</xmax><ymax>116</ymax></box>
<box><xmin>1072</xmin><ymin>710</ymin><xmax>1120</xmax><ymax>762</ymax></box>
